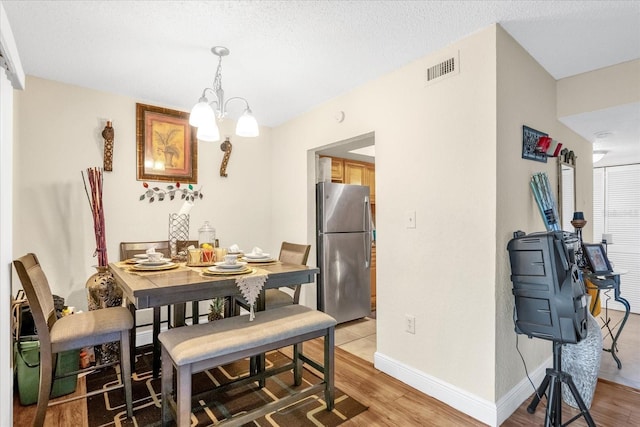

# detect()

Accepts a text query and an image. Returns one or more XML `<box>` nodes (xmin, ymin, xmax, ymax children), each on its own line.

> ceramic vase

<box><xmin>561</xmin><ymin>311</ymin><xmax>602</xmax><ymax>409</ymax></box>
<box><xmin>86</xmin><ymin>266</ymin><xmax>123</xmax><ymax>365</ymax></box>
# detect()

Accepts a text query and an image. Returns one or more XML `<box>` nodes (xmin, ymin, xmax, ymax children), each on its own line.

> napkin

<box><xmin>229</xmin><ymin>244</ymin><xmax>241</xmax><ymax>253</ymax></box>
<box><xmin>236</xmin><ymin>271</ymin><xmax>268</xmax><ymax>321</ymax></box>
<box><xmin>146</xmin><ymin>248</ymin><xmax>156</xmax><ymax>254</ymax></box>
<box><xmin>250</xmin><ymin>247</ymin><xmax>263</xmax><ymax>256</ymax></box>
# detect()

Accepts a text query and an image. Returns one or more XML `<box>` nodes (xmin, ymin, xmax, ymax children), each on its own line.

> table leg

<box><xmin>128</xmin><ymin>302</ymin><xmax>137</xmax><ymax>372</ymax></box>
<box><xmin>152</xmin><ymin>307</ymin><xmax>161</xmax><ymax>378</ymax></box>
<box><xmin>608</xmin><ymin>289</ymin><xmax>630</xmax><ymax>369</ymax></box>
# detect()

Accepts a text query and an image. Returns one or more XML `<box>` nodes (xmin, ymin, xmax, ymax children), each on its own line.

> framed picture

<box><xmin>582</xmin><ymin>243</ymin><xmax>612</xmax><ymax>274</ymax></box>
<box><xmin>136</xmin><ymin>103</ymin><xmax>198</xmax><ymax>183</ymax></box>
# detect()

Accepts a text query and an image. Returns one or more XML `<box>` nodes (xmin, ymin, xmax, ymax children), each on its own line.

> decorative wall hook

<box><xmin>101</xmin><ymin>120</ymin><xmax>114</xmax><ymax>171</ymax></box>
<box><xmin>220</xmin><ymin>137</ymin><xmax>232</xmax><ymax>177</ymax></box>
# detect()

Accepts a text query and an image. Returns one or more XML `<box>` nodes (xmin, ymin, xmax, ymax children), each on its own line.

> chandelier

<box><xmin>189</xmin><ymin>46</ymin><xmax>259</xmax><ymax>142</ymax></box>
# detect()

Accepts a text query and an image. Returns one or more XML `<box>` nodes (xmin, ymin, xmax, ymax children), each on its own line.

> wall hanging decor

<box><xmin>136</xmin><ymin>103</ymin><xmax>198</xmax><ymax>183</ymax></box>
<box><xmin>522</xmin><ymin>125</ymin><xmax>548</xmax><ymax>163</ymax></box>
<box><xmin>220</xmin><ymin>137</ymin><xmax>232</xmax><ymax>177</ymax></box>
<box><xmin>530</xmin><ymin>172</ymin><xmax>560</xmax><ymax>231</ymax></box>
<box><xmin>102</xmin><ymin>121</ymin><xmax>114</xmax><ymax>171</ymax></box>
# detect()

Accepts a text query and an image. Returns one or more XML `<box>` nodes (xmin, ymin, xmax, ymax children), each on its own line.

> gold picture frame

<box><xmin>136</xmin><ymin>103</ymin><xmax>198</xmax><ymax>183</ymax></box>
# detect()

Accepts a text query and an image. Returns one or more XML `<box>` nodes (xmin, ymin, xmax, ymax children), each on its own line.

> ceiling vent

<box><xmin>425</xmin><ymin>51</ymin><xmax>459</xmax><ymax>86</ymax></box>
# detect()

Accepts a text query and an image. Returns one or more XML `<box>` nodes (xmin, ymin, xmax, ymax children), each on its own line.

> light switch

<box><xmin>406</xmin><ymin>210</ymin><xmax>416</xmax><ymax>228</ymax></box>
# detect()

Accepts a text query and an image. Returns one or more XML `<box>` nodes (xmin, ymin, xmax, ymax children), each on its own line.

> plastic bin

<box><xmin>14</xmin><ymin>337</ymin><xmax>79</xmax><ymax>405</ymax></box>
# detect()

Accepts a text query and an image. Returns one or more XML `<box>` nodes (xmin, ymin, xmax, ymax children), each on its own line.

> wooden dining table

<box><xmin>109</xmin><ymin>261</ymin><xmax>319</xmax><ymax>376</ymax></box>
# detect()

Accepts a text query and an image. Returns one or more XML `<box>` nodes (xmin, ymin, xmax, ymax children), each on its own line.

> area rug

<box><xmin>86</xmin><ymin>346</ymin><xmax>367</xmax><ymax>426</ymax></box>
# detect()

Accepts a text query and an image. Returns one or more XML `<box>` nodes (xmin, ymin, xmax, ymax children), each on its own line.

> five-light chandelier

<box><xmin>189</xmin><ymin>46</ymin><xmax>259</xmax><ymax>142</ymax></box>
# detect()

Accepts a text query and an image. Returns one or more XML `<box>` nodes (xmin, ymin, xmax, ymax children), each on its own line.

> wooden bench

<box><xmin>158</xmin><ymin>304</ymin><xmax>337</xmax><ymax>426</ymax></box>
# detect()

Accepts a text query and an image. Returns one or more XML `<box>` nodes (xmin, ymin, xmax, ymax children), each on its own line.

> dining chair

<box><xmin>233</xmin><ymin>242</ymin><xmax>311</xmax><ymax>315</ymax></box>
<box><xmin>13</xmin><ymin>253</ymin><xmax>133</xmax><ymax>427</ymax></box>
<box><xmin>119</xmin><ymin>240</ymin><xmax>199</xmax><ymax>377</ymax></box>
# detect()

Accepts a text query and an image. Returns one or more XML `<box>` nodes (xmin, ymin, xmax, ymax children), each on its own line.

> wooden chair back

<box><xmin>278</xmin><ymin>242</ymin><xmax>311</xmax><ymax>304</ymax></box>
<box><xmin>119</xmin><ymin>240</ymin><xmax>171</xmax><ymax>261</ymax></box>
<box><xmin>13</xmin><ymin>253</ymin><xmax>56</xmax><ymax>348</ymax></box>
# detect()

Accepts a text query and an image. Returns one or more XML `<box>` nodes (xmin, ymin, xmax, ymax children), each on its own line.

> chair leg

<box><xmin>120</xmin><ymin>330</ymin><xmax>133</xmax><ymax>418</ymax></box>
<box><xmin>33</xmin><ymin>350</ymin><xmax>54</xmax><ymax>427</ymax></box>
<box><xmin>324</xmin><ymin>327</ymin><xmax>335</xmax><ymax>411</ymax></box>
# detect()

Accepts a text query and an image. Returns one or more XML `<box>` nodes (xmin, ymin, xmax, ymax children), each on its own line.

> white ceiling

<box><xmin>3</xmin><ymin>1</ymin><xmax>639</xmax><ymax>164</ymax></box>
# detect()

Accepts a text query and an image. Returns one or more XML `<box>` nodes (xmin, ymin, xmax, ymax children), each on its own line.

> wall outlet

<box><xmin>405</xmin><ymin>314</ymin><xmax>416</xmax><ymax>334</ymax></box>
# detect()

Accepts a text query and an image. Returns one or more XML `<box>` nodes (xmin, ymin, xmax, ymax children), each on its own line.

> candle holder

<box><xmin>168</xmin><ymin>213</ymin><xmax>190</xmax><ymax>258</ymax></box>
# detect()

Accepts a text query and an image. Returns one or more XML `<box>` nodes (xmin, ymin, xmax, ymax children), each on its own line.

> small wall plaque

<box><xmin>522</xmin><ymin>125</ymin><xmax>547</xmax><ymax>163</ymax></box>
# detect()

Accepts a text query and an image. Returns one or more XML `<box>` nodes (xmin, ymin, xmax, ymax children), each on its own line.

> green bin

<box><xmin>14</xmin><ymin>338</ymin><xmax>79</xmax><ymax>405</ymax></box>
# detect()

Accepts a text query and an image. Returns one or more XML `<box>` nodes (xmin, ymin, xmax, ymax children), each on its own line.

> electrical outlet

<box><xmin>405</xmin><ymin>315</ymin><xmax>416</xmax><ymax>334</ymax></box>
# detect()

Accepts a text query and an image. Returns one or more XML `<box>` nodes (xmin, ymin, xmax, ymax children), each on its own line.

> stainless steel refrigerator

<box><xmin>316</xmin><ymin>182</ymin><xmax>372</xmax><ymax>323</ymax></box>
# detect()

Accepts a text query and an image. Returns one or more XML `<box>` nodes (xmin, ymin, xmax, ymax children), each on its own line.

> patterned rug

<box><xmin>86</xmin><ymin>346</ymin><xmax>367</xmax><ymax>426</ymax></box>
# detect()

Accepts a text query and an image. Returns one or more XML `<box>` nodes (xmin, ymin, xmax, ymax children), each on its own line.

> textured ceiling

<box><xmin>3</xmin><ymin>1</ymin><xmax>640</xmax><ymax>163</ymax></box>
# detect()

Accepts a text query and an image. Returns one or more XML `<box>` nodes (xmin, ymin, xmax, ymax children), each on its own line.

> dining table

<box><xmin>109</xmin><ymin>260</ymin><xmax>319</xmax><ymax>376</ymax></box>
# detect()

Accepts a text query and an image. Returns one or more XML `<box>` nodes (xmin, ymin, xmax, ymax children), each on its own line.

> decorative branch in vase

<box><xmin>82</xmin><ymin>167</ymin><xmax>121</xmax><ymax>365</ymax></box>
<box><xmin>82</xmin><ymin>167</ymin><xmax>108</xmax><ymax>266</ymax></box>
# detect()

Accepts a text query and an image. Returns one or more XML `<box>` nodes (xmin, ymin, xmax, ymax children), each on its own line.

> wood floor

<box><xmin>13</xmin><ymin>312</ymin><xmax>640</xmax><ymax>426</ymax></box>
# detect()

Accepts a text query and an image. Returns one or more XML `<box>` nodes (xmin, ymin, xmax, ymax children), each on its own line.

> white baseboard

<box><xmin>373</xmin><ymin>351</ymin><xmax>552</xmax><ymax>427</ymax></box>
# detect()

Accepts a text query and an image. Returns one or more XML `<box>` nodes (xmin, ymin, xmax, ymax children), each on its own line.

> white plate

<box><xmin>206</xmin><ymin>265</ymin><xmax>251</xmax><ymax>274</ymax></box>
<box><xmin>137</xmin><ymin>258</ymin><xmax>171</xmax><ymax>266</ymax></box>
<box><xmin>244</xmin><ymin>253</ymin><xmax>270</xmax><ymax>259</ymax></box>
<box><xmin>243</xmin><ymin>257</ymin><xmax>275</xmax><ymax>263</ymax></box>
<box><xmin>134</xmin><ymin>254</ymin><xmax>149</xmax><ymax>259</ymax></box>
<box><xmin>213</xmin><ymin>261</ymin><xmax>247</xmax><ymax>269</ymax></box>
<box><xmin>131</xmin><ymin>262</ymin><xmax>177</xmax><ymax>271</ymax></box>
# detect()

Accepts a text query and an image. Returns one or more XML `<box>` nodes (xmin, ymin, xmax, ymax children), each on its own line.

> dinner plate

<box><xmin>134</xmin><ymin>254</ymin><xmax>149</xmax><ymax>259</ymax></box>
<box><xmin>213</xmin><ymin>261</ymin><xmax>247</xmax><ymax>269</ymax></box>
<box><xmin>206</xmin><ymin>265</ymin><xmax>252</xmax><ymax>275</ymax></box>
<box><xmin>130</xmin><ymin>262</ymin><xmax>178</xmax><ymax>271</ymax></box>
<box><xmin>137</xmin><ymin>258</ymin><xmax>172</xmax><ymax>266</ymax></box>
<box><xmin>244</xmin><ymin>253</ymin><xmax>271</xmax><ymax>259</ymax></box>
<box><xmin>242</xmin><ymin>257</ymin><xmax>276</xmax><ymax>263</ymax></box>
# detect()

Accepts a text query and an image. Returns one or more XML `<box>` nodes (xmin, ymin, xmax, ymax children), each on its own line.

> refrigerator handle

<box><xmin>364</xmin><ymin>196</ymin><xmax>372</xmax><ymax>268</ymax></box>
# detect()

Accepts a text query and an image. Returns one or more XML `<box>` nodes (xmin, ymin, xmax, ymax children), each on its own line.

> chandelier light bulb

<box><xmin>236</xmin><ymin>108</ymin><xmax>259</xmax><ymax>137</ymax></box>
<box><xmin>189</xmin><ymin>99</ymin><xmax>215</xmax><ymax>127</ymax></box>
<box><xmin>196</xmin><ymin>119</ymin><xmax>220</xmax><ymax>142</ymax></box>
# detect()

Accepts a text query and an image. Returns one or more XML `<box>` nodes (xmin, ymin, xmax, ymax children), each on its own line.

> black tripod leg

<box><xmin>528</xmin><ymin>374</ymin><xmax>550</xmax><ymax>414</ymax></box>
<box><xmin>544</xmin><ymin>376</ymin><xmax>560</xmax><ymax>427</ymax></box>
<box><xmin>565</xmin><ymin>376</ymin><xmax>596</xmax><ymax>427</ymax></box>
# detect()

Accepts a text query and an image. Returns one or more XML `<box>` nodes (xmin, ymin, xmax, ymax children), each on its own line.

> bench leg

<box><xmin>177</xmin><ymin>364</ymin><xmax>193</xmax><ymax>427</ymax></box>
<box><xmin>293</xmin><ymin>343</ymin><xmax>303</xmax><ymax>386</ymax></box>
<box><xmin>324</xmin><ymin>326</ymin><xmax>335</xmax><ymax>411</ymax></box>
<box><xmin>161</xmin><ymin>346</ymin><xmax>173</xmax><ymax>426</ymax></box>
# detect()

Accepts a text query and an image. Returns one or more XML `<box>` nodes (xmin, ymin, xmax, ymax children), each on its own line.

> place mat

<box><xmin>85</xmin><ymin>346</ymin><xmax>367</xmax><ymax>427</ymax></box>
<box><xmin>200</xmin><ymin>266</ymin><xmax>255</xmax><ymax>276</ymax></box>
<box><xmin>128</xmin><ymin>262</ymin><xmax>180</xmax><ymax>272</ymax></box>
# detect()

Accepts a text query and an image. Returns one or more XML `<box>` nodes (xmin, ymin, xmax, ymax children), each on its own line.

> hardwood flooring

<box><xmin>13</xmin><ymin>311</ymin><xmax>640</xmax><ymax>426</ymax></box>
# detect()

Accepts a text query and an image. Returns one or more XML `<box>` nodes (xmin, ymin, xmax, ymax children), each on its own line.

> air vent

<box><xmin>425</xmin><ymin>51</ymin><xmax>460</xmax><ymax>86</ymax></box>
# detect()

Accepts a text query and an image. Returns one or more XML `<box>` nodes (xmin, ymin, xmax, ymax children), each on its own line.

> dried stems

<box><xmin>82</xmin><ymin>167</ymin><xmax>108</xmax><ymax>266</ymax></box>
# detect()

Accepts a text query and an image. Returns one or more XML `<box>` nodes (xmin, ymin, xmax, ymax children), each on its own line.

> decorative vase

<box><xmin>86</xmin><ymin>266</ymin><xmax>123</xmax><ymax>365</ymax></box>
<box><xmin>561</xmin><ymin>311</ymin><xmax>602</xmax><ymax>409</ymax></box>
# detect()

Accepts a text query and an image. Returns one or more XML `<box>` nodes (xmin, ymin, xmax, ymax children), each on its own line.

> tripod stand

<box><xmin>527</xmin><ymin>341</ymin><xmax>596</xmax><ymax>427</ymax></box>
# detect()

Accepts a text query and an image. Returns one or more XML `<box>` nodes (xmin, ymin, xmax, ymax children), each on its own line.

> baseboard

<box><xmin>374</xmin><ymin>351</ymin><xmax>552</xmax><ymax>427</ymax></box>
<box><xmin>495</xmin><ymin>355</ymin><xmax>552</xmax><ymax>425</ymax></box>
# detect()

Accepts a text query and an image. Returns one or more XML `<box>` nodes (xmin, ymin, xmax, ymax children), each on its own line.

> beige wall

<box><xmin>13</xmin><ymin>76</ymin><xmax>274</xmax><ymax>310</ymax></box>
<box><xmin>557</xmin><ymin>59</ymin><xmax>640</xmax><ymax>118</ymax></box>
<box><xmin>272</xmin><ymin>26</ymin><xmax>499</xmax><ymax>407</ymax></box>
<box><xmin>495</xmin><ymin>26</ymin><xmax>593</xmax><ymax>400</ymax></box>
